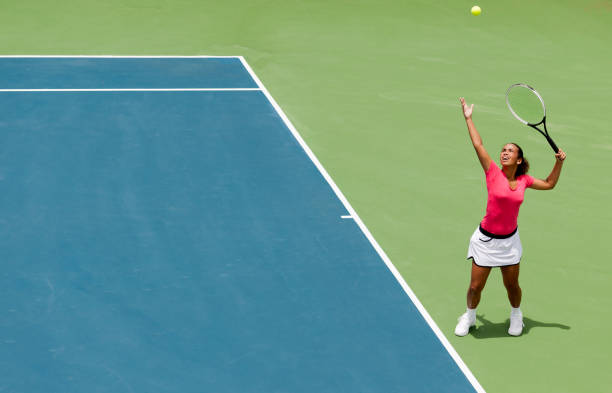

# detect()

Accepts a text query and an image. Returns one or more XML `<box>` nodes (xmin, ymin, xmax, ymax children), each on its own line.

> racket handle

<box><xmin>546</xmin><ymin>135</ymin><xmax>559</xmax><ymax>153</ymax></box>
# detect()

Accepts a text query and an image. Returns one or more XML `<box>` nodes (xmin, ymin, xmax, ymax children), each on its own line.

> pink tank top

<box><xmin>480</xmin><ymin>162</ymin><xmax>534</xmax><ymax>235</ymax></box>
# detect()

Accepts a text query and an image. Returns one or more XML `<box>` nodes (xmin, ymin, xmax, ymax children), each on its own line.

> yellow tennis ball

<box><xmin>471</xmin><ymin>5</ymin><xmax>482</xmax><ymax>16</ymax></box>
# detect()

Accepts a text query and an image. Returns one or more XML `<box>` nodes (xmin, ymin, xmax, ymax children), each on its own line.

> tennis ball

<box><xmin>471</xmin><ymin>5</ymin><xmax>481</xmax><ymax>16</ymax></box>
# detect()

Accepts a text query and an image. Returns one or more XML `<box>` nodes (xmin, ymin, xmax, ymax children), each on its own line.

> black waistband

<box><xmin>479</xmin><ymin>225</ymin><xmax>517</xmax><ymax>239</ymax></box>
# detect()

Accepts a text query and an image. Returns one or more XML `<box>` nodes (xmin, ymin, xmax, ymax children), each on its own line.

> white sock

<box><xmin>466</xmin><ymin>308</ymin><xmax>476</xmax><ymax>319</ymax></box>
<box><xmin>511</xmin><ymin>307</ymin><xmax>522</xmax><ymax>316</ymax></box>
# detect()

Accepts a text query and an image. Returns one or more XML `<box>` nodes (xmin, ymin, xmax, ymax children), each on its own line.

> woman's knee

<box><xmin>468</xmin><ymin>282</ymin><xmax>486</xmax><ymax>294</ymax></box>
<box><xmin>503</xmin><ymin>280</ymin><xmax>521</xmax><ymax>292</ymax></box>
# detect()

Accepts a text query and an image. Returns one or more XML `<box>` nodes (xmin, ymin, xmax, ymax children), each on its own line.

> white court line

<box><xmin>0</xmin><ymin>56</ymin><xmax>258</xmax><ymax>92</ymax></box>
<box><xmin>0</xmin><ymin>88</ymin><xmax>260</xmax><ymax>92</ymax></box>
<box><xmin>238</xmin><ymin>56</ymin><xmax>486</xmax><ymax>393</ymax></box>
<box><xmin>341</xmin><ymin>215</ymin><xmax>353</xmax><ymax>219</ymax></box>
<box><xmin>0</xmin><ymin>55</ymin><xmax>240</xmax><ymax>58</ymax></box>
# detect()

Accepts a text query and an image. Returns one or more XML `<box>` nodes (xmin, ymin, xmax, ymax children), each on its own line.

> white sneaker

<box><xmin>508</xmin><ymin>312</ymin><xmax>524</xmax><ymax>336</ymax></box>
<box><xmin>454</xmin><ymin>312</ymin><xmax>476</xmax><ymax>336</ymax></box>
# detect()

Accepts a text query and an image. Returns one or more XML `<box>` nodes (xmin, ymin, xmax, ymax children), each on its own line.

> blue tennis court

<box><xmin>0</xmin><ymin>57</ymin><xmax>483</xmax><ymax>393</ymax></box>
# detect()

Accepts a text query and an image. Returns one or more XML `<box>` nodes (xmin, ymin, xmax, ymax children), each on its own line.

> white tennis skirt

<box><xmin>467</xmin><ymin>226</ymin><xmax>522</xmax><ymax>267</ymax></box>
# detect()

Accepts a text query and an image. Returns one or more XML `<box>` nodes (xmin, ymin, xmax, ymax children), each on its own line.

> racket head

<box><xmin>505</xmin><ymin>83</ymin><xmax>546</xmax><ymax>126</ymax></box>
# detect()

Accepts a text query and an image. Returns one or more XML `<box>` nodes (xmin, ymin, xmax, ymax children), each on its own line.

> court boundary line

<box><xmin>0</xmin><ymin>88</ymin><xmax>260</xmax><ymax>92</ymax></box>
<box><xmin>0</xmin><ymin>55</ymin><xmax>239</xmax><ymax>58</ymax></box>
<box><xmin>0</xmin><ymin>56</ymin><xmax>257</xmax><ymax>91</ymax></box>
<box><xmin>239</xmin><ymin>56</ymin><xmax>486</xmax><ymax>393</ymax></box>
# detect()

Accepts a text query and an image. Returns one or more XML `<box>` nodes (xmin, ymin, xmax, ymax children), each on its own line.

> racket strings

<box><xmin>506</xmin><ymin>84</ymin><xmax>545</xmax><ymax>125</ymax></box>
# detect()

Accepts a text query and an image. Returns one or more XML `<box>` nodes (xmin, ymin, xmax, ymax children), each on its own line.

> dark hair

<box><xmin>510</xmin><ymin>143</ymin><xmax>529</xmax><ymax>177</ymax></box>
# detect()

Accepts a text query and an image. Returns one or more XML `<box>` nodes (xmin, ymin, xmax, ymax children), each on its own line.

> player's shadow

<box><xmin>470</xmin><ymin>314</ymin><xmax>570</xmax><ymax>339</ymax></box>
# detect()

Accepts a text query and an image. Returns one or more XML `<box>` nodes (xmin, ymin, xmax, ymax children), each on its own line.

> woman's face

<box><xmin>500</xmin><ymin>144</ymin><xmax>522</xmax><ymax>167</ymax></box>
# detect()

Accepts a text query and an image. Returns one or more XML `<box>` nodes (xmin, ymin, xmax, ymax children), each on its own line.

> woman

<box><xmin>455</xmin><ymin>97</ymin><xmax>566</xmax><ymax>337</ymax></box>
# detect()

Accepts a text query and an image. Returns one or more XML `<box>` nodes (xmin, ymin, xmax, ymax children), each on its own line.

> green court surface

<box><xmin>2</xmin><ymin>1</ymin><xmax>611</xmax><ymax>392</ymax></box>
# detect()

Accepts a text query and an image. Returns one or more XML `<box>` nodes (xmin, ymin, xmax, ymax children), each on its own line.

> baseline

<box><xmin>239</xmin><ymin>56</ymin><xmax>486</xmax><ymax>393</ymax></box>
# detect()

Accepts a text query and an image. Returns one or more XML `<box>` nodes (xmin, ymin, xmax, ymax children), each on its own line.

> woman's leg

<box><xmin>500</xmin><ymin>263</ymin><xmax>521</xmax><ymax>307</ymax></box>
<box><xmin>456</xmin><ymin>261</ymin><xmax>492</xmax><ymax>336</ymax></box>
<box><xmin>467</xmin><ymin>261</ymin><xmax>492</xmax><ymax>308</ymax></box>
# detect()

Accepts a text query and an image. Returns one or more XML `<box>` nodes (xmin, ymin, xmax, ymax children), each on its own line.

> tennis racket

<box><xmin>505</xmin><ymin>83</ymin><xmax>559</xmax><ymax>153</ymax></box>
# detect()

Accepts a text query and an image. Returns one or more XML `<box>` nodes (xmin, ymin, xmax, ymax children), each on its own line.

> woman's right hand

<box><xmin>460</xmin><ymin>97</ymin><xmax>473</xmax><ymax>120</ymax></box>
<box><xmin>555</xmin><ymin>149</ymin><xmax>566</xmax><ymax>162</ymax></box>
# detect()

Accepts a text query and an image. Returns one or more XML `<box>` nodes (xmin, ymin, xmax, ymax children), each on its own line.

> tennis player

<box><xmin>455</xmin><ymin>97</ymin><xmax>566</xmax><ymax>337</ymax></box>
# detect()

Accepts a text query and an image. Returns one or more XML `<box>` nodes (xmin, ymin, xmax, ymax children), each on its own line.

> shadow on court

<box><xmin>470</xmin><ymin>315</ymin><xmax>571</xmax><ymax>339</ymax></box>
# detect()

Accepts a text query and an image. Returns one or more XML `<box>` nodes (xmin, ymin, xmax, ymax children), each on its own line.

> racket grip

<box><xmin>546</xmin><ymin>136</ymin><xmax>559</xmax><ymax>153</ymax></box>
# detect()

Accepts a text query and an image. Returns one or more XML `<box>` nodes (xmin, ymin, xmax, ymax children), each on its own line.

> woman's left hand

<box><xmin>555</xmin><ymin>149</ymin><xmax>566</xmax><ymax>162</ymax></box>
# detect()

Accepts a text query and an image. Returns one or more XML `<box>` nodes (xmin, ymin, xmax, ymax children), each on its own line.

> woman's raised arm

<box><xmin>529</xmin><ymin>150</ymin><xmax>566</xmax><ymax>190</ymax></box>
<box><xmin>460</xmin><ymin>97</ymin><xmax>492</xmax><ymax>172</ymax></box>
